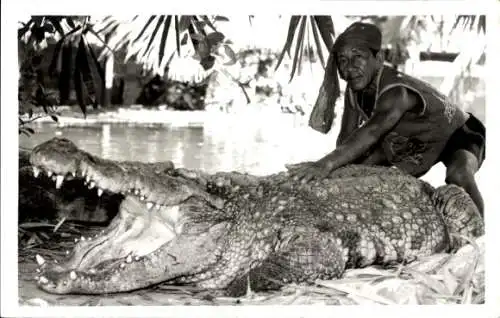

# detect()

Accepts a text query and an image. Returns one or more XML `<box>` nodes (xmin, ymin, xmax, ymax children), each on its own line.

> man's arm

<box><xmin>336</xmin><ymin>100</ymin><xmax>360</xmax><ymax>147</ymax></box>
<box><xmin>321</xmin><ymin>86</ymin><xmax>418</xmax><ymax>171</ymax></box>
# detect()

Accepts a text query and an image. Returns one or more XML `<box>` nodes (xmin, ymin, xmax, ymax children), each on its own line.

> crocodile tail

<box><xmin>431</xmin><ymin>184</ymin><xmax>484</xmax><ymax>250</ymax></box>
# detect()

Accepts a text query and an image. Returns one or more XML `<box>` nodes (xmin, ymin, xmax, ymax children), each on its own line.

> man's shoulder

<box><xmin>378</xmin><ymin>66</ymin><xmax>441</xmax><ymax>98</ymax></box>
<box><xmin>376</xmin><ymin>85</ymin><xmax>420</xmax><ymax>114</ymax></box>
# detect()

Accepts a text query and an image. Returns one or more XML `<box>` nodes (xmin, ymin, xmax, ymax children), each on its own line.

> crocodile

<box><xmin>27</xmin><ymin>137</ymin><xmax>484</xmax><ymax>295</ymax></box>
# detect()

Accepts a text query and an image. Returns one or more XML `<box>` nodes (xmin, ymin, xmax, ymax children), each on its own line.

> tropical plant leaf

<box><xmin>48</xmin><ymin>38</ymin><xmax>65</xmax><ymax>76</ymax></box>
<box><xmin>87</xmin><ymin>28</ymin><xmax>114</xmax><ymax>55</ymax></box>
<box><xmin>190</xmin><ymin>33</ymin><xmax>205</xmax><ymax>41</ymax></box>
<box><xmin>194</xmin><ymin>20</ymin><xmax>206</xmax><ymax>31</ymax></box>
<box><xmin>223</xmin><ymin>44</ymin><xmax>237</xmax><ymax>65</ymax></box>
<box><xmin>66</xmin><ymin>17</ymin><xmax>76</xmax><ymax>29</ymax></box>
<box><xmin>200</xmin><ymin>55</ymin><xmax>215</xmax><ymax>70</ymax></box>
<box><xmin>192</xmin><ymin>16</ymin><xmax>207</xmax><ymax>37</ymax></box>
<box><xmin>289</xmin><ymin>17</ymin><xmax>306</xmax><ymax>82</ymax></box>
<box><xmin>188</xmin><ymin>20</ymin><xmax>209</xmax><ymax>60</ymax></box>
<box><xmin>477</xmin><ymin>15</ymin><xmax>486</xmax><ymax>33</ymax></box>
<box><xmin>310</xmin><ymin>16</ymin><xmax>326</xmax><ymax>68</ymax></box>
<box><xmin>73</xmin><ymin>64</ymin><xmax>87</xmax><ymax>116</ymax></box>
<box><xmin>314</xmin><ymin>16</ymin><xmax>335</xmax><ymax>50</ymax></box>
<box><xmin>451</xmin><ymin>15</ymin><xmax>486</xmax><ymax>34</ymax></box>
<box><xmin>88</xmin><ymin>45</ymin><xmax>105</xmax><ymax>82</ymax></box>
<box><xmin>214</xmin><ymin>15</ymin><xmax>229</xmax><ymax>22</ymax></box>
<box><xmin>143</xmin><ymin>15</ymin><xmax>165</xmax><ymax>60</ymax></box>
<box><xmin>31</xmin><ymin>16</ymin><xmax>44</xmax><ymax>28</ymax></box>
<box><xmin>178</xmin><ymin>16</ymin><xmax>191</xmax><ymax>33</ymax></box>
<box><xmin>180</xmin><ymin>32</ymin><xmax>188</xmax><ymax>45</ymax></box>
<box><xmin>95</xmin><ymin>16</ymin><xmax>119</xmax><ymax>34</ymax></box>
<box><xmin>207</xmin><ymin>32</ymin><xmax>224</xmax><ymax>47</ymax></box>
<box><xmin>58</xmin><ymin>43</ymin><xmax>73</xmax><ymax>104</ymax></box>
<box><xmin>76</xmin><ymin>36</ymin><xmax>97</xmax><ymax>107</ymax></box>
<box><xmin>18</xmin><ymin>19</ymin><xmax>34</xmax><ymax>39</ymax></box>
<box><xmin>201</xmin><ymin>16</ymin><xmax>217</xmax><ymax>32</ymax></box>
<box><xmin>48</xmin><ymin>17</ymin><xmax>66</xmax><ymax>36</ymax></box>
<box><xmin>275</xmin><ymin>15</ymin><xmax>302</xmax><ymax>71</ymax></box>
<box><xmin>134</xmin><ymin>15</ymin><xmax>157</xmax><ymax>43</ymax></box>
<box><xmin>175</xmin><ymin>16</ymin><xmax>181</xmax><ymax>56</ymax></box>
<box><xmin>158</xmin><ymin>16</ymin><xmax>172</xmax><ymax>68</ymax></box>
<box><xmin>81</xmin><ymin>36</ymin><xmax>105</xmax><ymax>104</ymax></box>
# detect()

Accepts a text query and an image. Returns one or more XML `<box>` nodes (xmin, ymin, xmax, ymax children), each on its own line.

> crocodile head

<box><xmin>30</xmin><ymin>138</ymin><xmax>233</xmax><ymax>294</ymax></box>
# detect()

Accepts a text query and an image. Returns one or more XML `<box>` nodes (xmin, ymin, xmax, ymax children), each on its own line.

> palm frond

<box><xmin>276</xmin><ymin>16</ymin><xmax>336</xmax><ymax>82</ymax></box>
<box><xmin>451</xmin><ymin>15</ymin><xmax>486</xmax><ymax>34</ymax></box>
<box><xmin>93</xmin><ymin>15</ymin><xmax>232</xmax><ymax>75</ymax></box>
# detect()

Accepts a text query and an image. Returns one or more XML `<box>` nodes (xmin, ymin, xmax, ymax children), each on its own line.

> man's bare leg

<box><xmin>443</xmin><ymin>149</ymin><xmax>484</xmax><ymax>217</ymax></box>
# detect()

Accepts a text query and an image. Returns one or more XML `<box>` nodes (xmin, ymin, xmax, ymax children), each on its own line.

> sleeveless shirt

<box><xmin>345</xmin><ymin>66</ymin><xmax>468</xmax><ymax>177</ymax></box>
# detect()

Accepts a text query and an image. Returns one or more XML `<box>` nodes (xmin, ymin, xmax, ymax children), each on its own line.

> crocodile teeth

<box><xmin>39</xmin><ymin>276</ymin><xmax>49</xmax><ymax>284</ymax></box>
<box><xmin>36</xmin><ymin>254</ymin><xmax>45</xmax><ymax>266</ymax></box>
<box><xmin>134</xmin><ymin>189</ymin><xmax>140</xmax><ymax>195</ymax></box>
<box><xmin>97</xmin><ymin>188</ymin><xmax>103</xmax><ymax>197</ymax></box>
<box><xmin>80</xmin><ymin>236</ymin><xmax>85</xmax><ymax>241</ymax></box>
<box><xmin>33</xmin><ymin>166</ymin><xmax>40</xmax><ymax>178</ymax></box>
<box><xmin>35</xmin><ymin>268</ymin><xmax>41</xmax><ymax>273</ymax></box>
<box><xmin>89</xmin><ymin>269</ymin><xmax>96</xmax><ymax>274</ymax></box>
<box><xmin>120</xmin><ymin>263</ymin><xmax>125</xmax><ymax>269</ymax></box>
<box><xmin>70</xmin><ymin>171</ymin><xmax>76</xmax><ymax>178</ymax></box>
<box><xmin>47</xmin><ymin>171</ymin><xmax>53</xmax><ymax>177</ymax></box>
<box><xmin>126</xmin><ymin>255</ymin><xmax>132</xmax><ymax>263</ymax></box>
<box><xmin>89</xmin><ymin>181</ymin><xmax>96</xmax><ymax>189</ymax></box>
<box><xmin>155</xmin><ymin>204</ymin><xmax>162</xmax><ymax>210</ymax></box>
<box><xmin>74</xmin><ymin>238</ymin><xmax>79</xmax><ymax>243</ymax></box>
<box><xmin>146</xmin><ymin>202</ymin><xmax>153</xmax><ymax>210</ymax></box>
<box><xmin>140</xmin><ymin>195</ymin><xmax>146</xmax><ymax>201</ymax></box>
<box><xmin>66</xmin><ymin>250</ymin><xmax>70</xmax><ymax>255</ymax></box>
<box><xmin>55</xmin><ymin>175</ymin><xmax>64</xmax><ymax>189</ymax></box>
<box><xmin>70</xmin><ymin>271</ymin><xmax>77</xmax><ymax>280</ymax></box>
<box><xmin>85</xmin><ymin>175</ymin><xmax>91</xmax><ymax>183</ymax></box>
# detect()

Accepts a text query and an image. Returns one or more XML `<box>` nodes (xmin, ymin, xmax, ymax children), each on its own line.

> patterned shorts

<box><xmin>438</xmin><ymin>113</ymin><xmax>486</xmax><ymax>168</ymax></box>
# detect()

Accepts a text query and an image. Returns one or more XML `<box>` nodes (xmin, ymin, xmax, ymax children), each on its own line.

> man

<box><xmin>287</xmin><ymin>22</ymin><xmax>486</xmax><ymax>216</ymax></box>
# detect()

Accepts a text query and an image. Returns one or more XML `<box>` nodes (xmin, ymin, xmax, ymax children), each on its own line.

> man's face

<box><xmin>336</xmin><ymin>44</ymin><xmax>380</xmax><ymax>91</ymax></box>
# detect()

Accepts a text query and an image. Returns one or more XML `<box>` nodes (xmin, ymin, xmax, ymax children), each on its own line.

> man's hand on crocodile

<box><xmin>286</xmin><ymin>159</ymin><xmax>334</xmax><ymax>183</ymax></box>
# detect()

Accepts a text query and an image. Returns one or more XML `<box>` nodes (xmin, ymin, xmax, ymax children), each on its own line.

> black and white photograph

<box><xmin>2</xmin><ymin>1</ymin><xmax>499</xmax><ymax>317</ymax></box>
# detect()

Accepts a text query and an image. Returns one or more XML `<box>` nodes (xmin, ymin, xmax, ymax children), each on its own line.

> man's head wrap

<box><xmin>309</xmin><ymin>22</ymin><xmax>382</xmax><ymax>133</ymax></box>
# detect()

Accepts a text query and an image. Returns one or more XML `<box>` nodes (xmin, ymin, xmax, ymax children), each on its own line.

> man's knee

<box><xmin>444</xmin><ymin>150</ymin><xmax>479</xmax><ymax>187</ymax></box>
<box><xmin>445</xmin><ymin>169</ymin><xmax>475</xmax><ymax>188</ymax></box>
